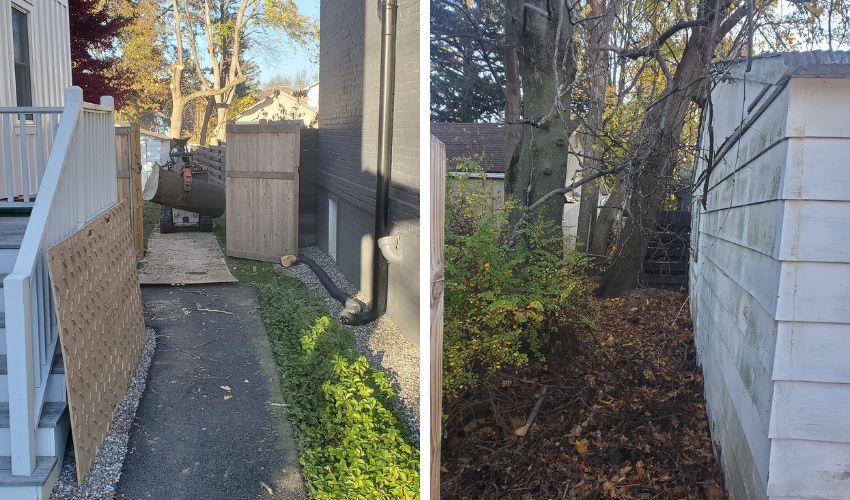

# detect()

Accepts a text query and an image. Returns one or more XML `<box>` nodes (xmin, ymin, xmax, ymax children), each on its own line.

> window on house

<box><xmin>12</xmin><ymin>7</ymin><xmax>32</xmax><ymax>107</ymax></box>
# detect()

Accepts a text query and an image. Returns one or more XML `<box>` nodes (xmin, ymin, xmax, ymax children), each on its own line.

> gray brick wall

<box><xmin>318</xmin><ymin>0</ymin><xmax>420</xmax><ymax>344</ymax></box>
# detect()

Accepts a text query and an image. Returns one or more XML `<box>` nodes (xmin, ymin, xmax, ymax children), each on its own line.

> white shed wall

<box><xmin>692</xmin><ymin>54</ymin><xmax>850</xmax><ymax>500</ymax></box>
<box><xmin>0</xmin><ymin>0</ymin><xmax>71</xmax><ymax>107</ymax></box>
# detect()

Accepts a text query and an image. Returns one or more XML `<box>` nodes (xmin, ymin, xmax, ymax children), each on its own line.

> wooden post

<box><xmin>430</xmin><ymin>135</ymin><xmax>446</xmax><ymax>499</ymax></box>
<box><xmin>128</xmin><ymin>124</ymin><xmax>144</xmax><ymax>258</ymax></box>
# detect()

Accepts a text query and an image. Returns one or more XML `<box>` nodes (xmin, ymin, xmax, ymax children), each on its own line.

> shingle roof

<box><xmin>430</xmin><ymin>122</ymin><xmax>507</xmax><ymax>173</ymax></box>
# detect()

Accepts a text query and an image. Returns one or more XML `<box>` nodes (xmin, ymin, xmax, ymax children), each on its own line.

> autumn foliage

<box><xmin>69</xmin><ymin>0</ymin><xmax>129</xmax><ymax>106</ymax></box>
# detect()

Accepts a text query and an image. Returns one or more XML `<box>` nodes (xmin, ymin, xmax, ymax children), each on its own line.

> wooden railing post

<box><xmin>6</xmin><ymin>276</ymin><xmax>37</xmax><ymax>475</ymax></box>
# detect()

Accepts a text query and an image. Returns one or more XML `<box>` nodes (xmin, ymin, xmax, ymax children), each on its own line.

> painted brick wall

<box><xmin>318</xmin><ymin>0</ymin><xmax>420</xmax><ymax>344</ymax></box>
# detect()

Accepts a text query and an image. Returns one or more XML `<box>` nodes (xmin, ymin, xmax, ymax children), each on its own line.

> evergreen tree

<box><xmin>430</xmin><ymin>0</ymin><xmax>505</xmax><ymax>123</ymax></box>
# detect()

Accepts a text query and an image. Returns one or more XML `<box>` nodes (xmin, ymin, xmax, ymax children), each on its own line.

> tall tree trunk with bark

<box><xmin>504</xmin><ymin>11</ymin><xmax>521</xmax><ymax>167</ymax></box>
<box><xmin>575</xmin><ymin>0</ymin><xmax>614</xmax><ymax>252</ymax></box>
<box><xmin>600</xmin><ymin>0</ymin><xmax>745</xmax><ymax>295</ymax></box>
<box><xmin>505</xmin><ymin>0</ymin><xmax>577</xmax><ymax>233</ymax></box>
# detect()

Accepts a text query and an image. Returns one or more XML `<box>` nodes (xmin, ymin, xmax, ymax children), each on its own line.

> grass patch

<box><xmin>142</xmin><ymin>201</ymin><xmax>159</xmax><ymax>252</ymax></box>
<box><xmin>213</xmin><ymin>215</ymin><xmax>420</xmax><ymax>498</ymax></box>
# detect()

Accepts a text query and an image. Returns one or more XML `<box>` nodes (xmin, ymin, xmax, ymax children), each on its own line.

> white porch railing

<box><xmin>3</xmin><ymin>87</ymin><xmax>117</xmax><ymax>475</ymax></box>
<box><xmin>0</xmin><ymin>107</ymin><xmax>63</xmax><ymax>207</ymax></box>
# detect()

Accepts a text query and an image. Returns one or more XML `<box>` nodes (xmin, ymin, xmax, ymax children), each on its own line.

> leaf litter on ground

<box><xmin>441</xmin><ymin>289</ymin><xmax>726</xmax><ymax>499</ymax></box>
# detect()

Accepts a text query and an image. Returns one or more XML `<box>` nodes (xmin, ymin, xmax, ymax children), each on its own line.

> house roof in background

<box><xmin>430</xmin><ymin>122</ymin><xmax>507</xmax><ymax>173</ymax></box>
<box><xmin>238</xmin><ymin>90</ymin><xmax>318</xmax><ymax>119</ymax></box>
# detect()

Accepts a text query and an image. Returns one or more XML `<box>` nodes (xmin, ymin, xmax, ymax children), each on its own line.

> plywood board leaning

<box><xmin>47</xmin><ymin>200</ymin><xmax>145</xmax><ymax>482</ymax></box>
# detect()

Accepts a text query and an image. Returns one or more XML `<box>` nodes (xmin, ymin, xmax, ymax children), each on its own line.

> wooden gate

<box><xmin>114</xmin><ymin>124</ymin><xmax>144</xmax><ymax>258</ymax></box>
<box><xmin>224</xmin><ymin>121</ymin><xmax>300</xmax><ymax>262</ymax></box>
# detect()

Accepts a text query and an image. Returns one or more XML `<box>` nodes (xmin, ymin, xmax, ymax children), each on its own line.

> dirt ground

<box><xmin>441</xmin><ymin>289</ymin><xmax>726</xmax><ymax>499</ymax></box>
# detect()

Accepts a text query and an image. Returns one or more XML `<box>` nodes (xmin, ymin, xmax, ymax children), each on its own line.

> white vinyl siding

<box><xmin>0</xmin><ymin>0</ymin><xmax>71</xmax><ymax>107</ymax></box>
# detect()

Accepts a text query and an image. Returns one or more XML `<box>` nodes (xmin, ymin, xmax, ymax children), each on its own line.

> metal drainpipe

<box><xmin>341</xmin><ymin>0</ymin><xmax>398</xmax><ymax>325</ymax></box>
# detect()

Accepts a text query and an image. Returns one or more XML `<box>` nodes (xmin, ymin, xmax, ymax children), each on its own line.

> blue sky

<box><xmin>251</xmin><ymin>0</ymin><xmax>320</xmax><ymax>84</ymax></box>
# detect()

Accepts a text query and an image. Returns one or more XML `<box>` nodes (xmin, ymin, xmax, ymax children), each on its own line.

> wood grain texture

<box><xmin>114</xmin><ymin>126</ymin><xmax>144</xmax><ymax>258</ymax></box>
<box><xmin>129</xmin><ymin>124</ymin><xmax>144</xmax><ymax>258</ymax></box>
<box><xmin>47</xmin><ymin>200</ymin><xmax>145</xmax><ymax>483</ymax></box>
<box><xmin>430</xmin><ymin>135</ymin><xmax>446</xmax><ymax>499</ymax></box>
<box><xmin>224</xmin><ymin>122</ymin><xmax>299</xmax><ymax>262</ymax></box>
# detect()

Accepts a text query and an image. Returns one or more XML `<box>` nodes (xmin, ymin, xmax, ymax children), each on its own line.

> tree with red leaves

<box><xmin>69</xmin><ymin>0</ymin><xmax>130</xmax><ymax>106</ymax></box>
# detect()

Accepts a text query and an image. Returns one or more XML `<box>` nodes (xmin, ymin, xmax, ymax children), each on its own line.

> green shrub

<box><xmin>444</xmin><ymin>185</ymin><xmax>594</xmax><ymax>397</ymax></box>
<box><xmin>258</xmin><ymin>280</ymin><xmax>419</xmax><ymax>499</ymax></box>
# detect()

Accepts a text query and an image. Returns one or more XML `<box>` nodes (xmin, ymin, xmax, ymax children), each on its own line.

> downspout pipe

<box><xmin>341</xmin><ymin>0</ymin><xmax>398</xmax><ymax>325</ymax></box>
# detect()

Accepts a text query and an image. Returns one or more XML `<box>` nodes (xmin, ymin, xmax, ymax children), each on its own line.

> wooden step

<box><xmin>0</xmin><ymin>456</ymin><xmax>57</xmax><ymax>487</ymax></box>
<box><xmin>0</xmin><ymin>355</ymin><xmax>63</xmax><ymax>376</ymax></box>
<box><xmin>0</xmin><ymin>218</ymin><xmax>27</xmax><ymax>250</ymax></box>
<box><xmin>0</xmin><ymin>403</ymin><xmax>67</xmax><ymax>429</ymax></box>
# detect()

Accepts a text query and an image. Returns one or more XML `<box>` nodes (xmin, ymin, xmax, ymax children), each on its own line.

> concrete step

<box><xmin>0</xmin><ymin>402</ymin><xmax>69</xmax><ymax>458</ymax></box>
<box><xmin>0</xmin><ymin>355</ymin><xmax>66</xmax><ymax>404</ymax></box>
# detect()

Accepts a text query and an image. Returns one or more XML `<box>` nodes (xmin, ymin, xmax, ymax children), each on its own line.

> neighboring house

<box><xmin>318</xmin><ymin>0</ymin><xmax>419</xmax><ymax>345</ymax></box>
<box><xmin>139</xmin><ymin>128</ymin><xmax>170</xmax><ymax>165</ymax></box>
<box><xmin>235</xmin><ymin>89</ymin><xmax>318</xmax><ymax>128</ymax></box>
<box><xmin>1</xmin><ymin>1</ymin><xmax>119</xmax><ymax>497</ymax></box>
<box><xmin>430</xmin><ymin>121</ymin><xmax>605</xmax><ymax>250</ymax></box>
<box><xmin>429</xmin><ymin>122</ymin><xmax>507</xmax><ymax>207</ymax></box>
<box><xmin>690</xmin><ymin>51</ymin><xmax>850</xmax><ymax>499</ymax></box>
<box><xmin>304</xmin><ymin>80</ymin><xmax>319</xmax><ymax>110</ymax></box>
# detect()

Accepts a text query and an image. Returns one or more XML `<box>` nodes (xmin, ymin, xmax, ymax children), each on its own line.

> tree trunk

<box><xmin>589</xmin><ymin>176</ymin><xmax>624</xmax><ymax>255</ymax></box>
<box><xmin>142</xmin><ymin>164</ymin><xmax>226</xmax><ymax>217</ymax></box>
<box><xmin>600</xmin><ymin>24</ymin><xmax>716</xmax><ymax>296</ymax></box>
<box><xmin>505</xmin><ymin>0</ymin><xmax>577</xmax><ymax>233</ymax></box>
<box><xmin>574</xmin><ymin>0</ymin><xmax>613</xmax><ymax>252</ymax></box>
<box><xmin>199</xmin><ymin>97</ymin><xmax>215</xmax><ymax>145</ymax></box>
<box><xmin>504</xmin><ymin>11</ymin><xmax>520</xmax><ymax>168</ymax></box>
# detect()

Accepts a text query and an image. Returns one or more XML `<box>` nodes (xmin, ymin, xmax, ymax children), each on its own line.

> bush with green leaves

<box><xmin>257</xmin><ymin>282</ymin><xmax>419</xmax><ymax>499</ymax></box>
<box><xmin>444</xmin><ymin>178</ymin><xmax>594</xmax><ymax>397</ymax></box>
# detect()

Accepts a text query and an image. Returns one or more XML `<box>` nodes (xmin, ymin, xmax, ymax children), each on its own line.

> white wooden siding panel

<box><xmin>783</xmin><ymin>138</ymin><xmax>850</xmax><ymax>202</ymax></box>
<box><xmin>770</xmin><ymin>381</ymin><xmax>850</xmax><ymax>443</ymax></box>
<box><xmin>704</xmin><ymin>141</ymin><xmax>788</xmax><ymax>210</ymax></box>
<box><xmin>787</xmin><ymin>78</ymin><xmax>850</xmax><ymax>138</ymax></box>
<box><xmin>777</xmin><ymin>261</ymin><xmax>850</xmax><ymax>323</ymax></box>
<box><xmin>694</xmin><ymin>256</ymin><xmax>778</xmax><ymax>383</ymax></box>
<box><xmin>774</xmin><ymin>322</ymin><xmax>850</xmax><ymax>384</ymax></box>
<box><xmin>779</xmin><ymin>200</ymin><xmax>850</xmax><ymax>262</ymax></box>
<box><xmin>708</xmin><ymin>88</ymin><xmax>790</xmax><ymax>185</ymax></box>
<box><xmin>700</xmin><ymin>201</ymin><xmax>784</xmax><ymax>258</ymax></box>
<box><xmin>695</xmin><ymin>308</ymin><xmax>772</xmax><ymax>491</ymax></box>
<box><xmin>697</xmin><ymin>232</ymin><xmax>782</xmax><ymax>314</ymax></box>
<box><xmin>694</xmin><ymin>269</ymin><xmax>776</xmax><ymax>430</ymax></box>
<box><xmin>768</xmin><ymin>439</ymin><xmax>850</xmax><ymax>499</ymax></box>
<box><xmin>699</xmin><ymin>341</ymin><xmax>769</xmax><ymax>498</ymax></box>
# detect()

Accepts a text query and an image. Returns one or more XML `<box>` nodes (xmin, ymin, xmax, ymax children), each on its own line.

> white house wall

<box><xmin>692</xmin><ymin>55</ymin><xmax>850</xmax><ymax>500</ymax></box>
<box><xmin>767</xmin><ymin>76</ymin><xmax>850</xmax><ymax>499</ymax></box>
<box><xmin>0</xmin><ymin>0</ymin><xmax>71</xmax><ymax>107</ymax></box>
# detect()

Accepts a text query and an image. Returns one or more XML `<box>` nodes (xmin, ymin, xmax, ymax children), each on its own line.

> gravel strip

<box><xmin>51</xmin><ymin>327</ymin><xmax>157</xmax><ymax>500</ymax></box>
<box><xmin>283</xmin><ymin>246</ymin><xmax>420</xmax><ymax>440</ymax></box>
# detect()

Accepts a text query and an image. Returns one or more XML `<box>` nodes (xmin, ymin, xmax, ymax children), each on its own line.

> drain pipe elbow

<box><xmin>377</xmin><ymin>235</ymin><xmax>402</xmax><ymax>265</ymax></box>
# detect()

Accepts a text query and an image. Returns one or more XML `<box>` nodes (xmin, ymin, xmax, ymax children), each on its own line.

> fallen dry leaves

<box><xmin>441</xmin><ymin>289</ymin><xmax>726</xmax><ymax>499</ymax></box>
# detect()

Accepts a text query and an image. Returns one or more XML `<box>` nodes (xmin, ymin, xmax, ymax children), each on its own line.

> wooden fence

<box><xmin>224</xmin><ymin>121</ymin><xmax>300</xmax><ymax>261</ymax></box>
<box><xmin>192</xmin><ymin>144</ymin><xmax>226</xmax><ymax>187</ymax></box>
<box><xmin>430</xmin><ymin>135</ymin><xmax>446</xmax><ymax>499</ymax></box>
<box><xmin>114</xmin><ymin>124</ymin><xmax>144</xmax><ymax>258</ymax></box>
